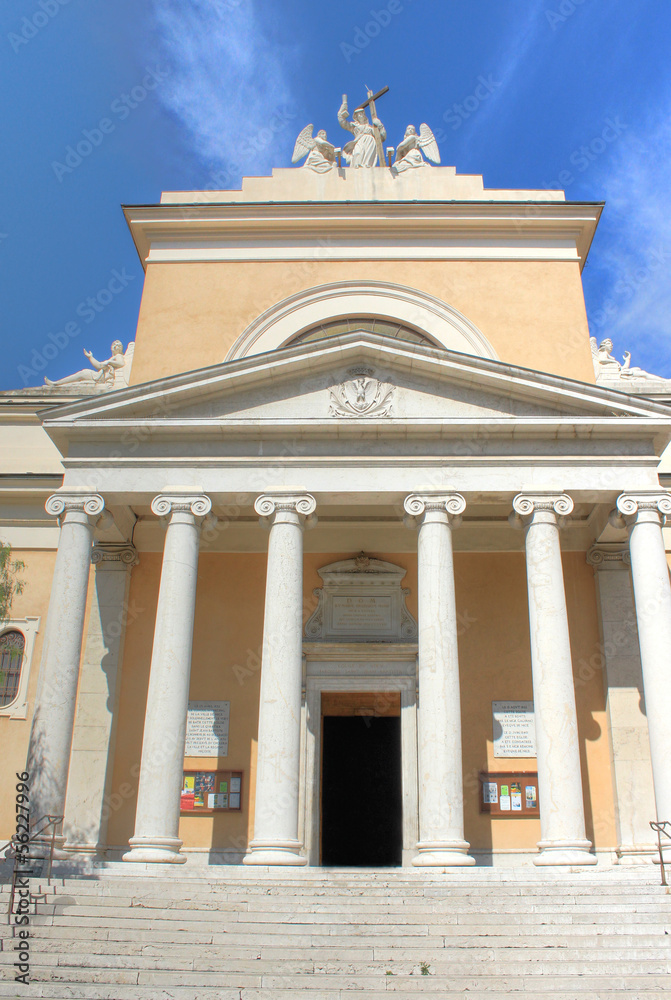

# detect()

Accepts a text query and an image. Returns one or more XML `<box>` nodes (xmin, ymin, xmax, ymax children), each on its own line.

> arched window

<box><xmin>288</xmin><ymin>317</ymin><xmax>436</xmax><ymax>348</ymax></box>
<box><xmin>0</xmin><ymin>630</ymin><xmax>25</xmax><ymax>708</ymax></box>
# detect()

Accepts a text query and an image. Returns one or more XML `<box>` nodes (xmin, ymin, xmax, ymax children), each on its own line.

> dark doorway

<box><xmin>321</xmin><ymin>714</ymin><xmax>403</xmax><ymax>866</ymax></box>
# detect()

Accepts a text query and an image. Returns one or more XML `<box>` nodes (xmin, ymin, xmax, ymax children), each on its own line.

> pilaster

<box><xmin>63</xmin><ymin>542</ymin><xmax>139</xmax><ymax>856</ymax></box>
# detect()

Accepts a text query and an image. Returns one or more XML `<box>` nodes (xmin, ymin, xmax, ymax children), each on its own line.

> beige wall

<box><xmin>106</xmin><ymin>548</ymin><xmax>615</xmax><ymax>857</ymax></box>
<box><xmin>0</xmin><ymin>550</ymin><xmax>57</xmax><ymax>840</ymax></box>
<box><xmin>129</xmin><ymin>260</ymin><xmax>595</xmax><ymax>386</ymax></box>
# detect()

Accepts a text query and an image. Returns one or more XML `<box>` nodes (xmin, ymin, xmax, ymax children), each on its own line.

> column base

<box><xmin>243</xmin><ymin>839</ymin><xmax>307</xmax><ymax>866</ymax></box>
<box><xmin>534</xmin><ymin>839</ymin><xmax>597</xmax><ymax>866</ymax></box>
<box><xmin>616</xmin><ymin>844</ymin><xmax>658</xmax><ymax>865</ymax></box>
<box><xmin>28</xmin><ymin>834</ymin><xmax>68</xmax><ymax>861</ymax></box>
<box><xmin>122</xmin><ymin>836</ymin><xmax>186</xmax><ymax>864</ymax></box>
<box><xmin>412</xmin><ymin>840</ymin><xmax>476</xmax><ymax>867</ymax></box>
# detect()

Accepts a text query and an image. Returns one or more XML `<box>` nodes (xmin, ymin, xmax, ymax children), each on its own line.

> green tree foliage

<box><xmin>0</xmin><ymin>542</ymin><xmax>25</xmax><ymax>624</ymax></box>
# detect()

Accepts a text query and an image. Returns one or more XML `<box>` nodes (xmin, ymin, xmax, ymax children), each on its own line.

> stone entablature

<box><xmin>304</xmin><ymin>555</ymin><xmax>417</xmax><ymax>643</ymax></box>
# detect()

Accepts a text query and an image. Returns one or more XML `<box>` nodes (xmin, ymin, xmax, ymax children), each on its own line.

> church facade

<box><xmin>2</xmin><ymin>132</ymin><xmax>671</xmax><ymax>870</ymax></box>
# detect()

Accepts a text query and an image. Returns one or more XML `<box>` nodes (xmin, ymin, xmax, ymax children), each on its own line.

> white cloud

<box><xmin>150</xmin><ymin>0</ymin><xmax>300</xmax><ymax>182</ymax></box>
<box><xmin>584</xmin><ymin>105</ymin><xmax>671</xmax><ymax>377</ymax></box>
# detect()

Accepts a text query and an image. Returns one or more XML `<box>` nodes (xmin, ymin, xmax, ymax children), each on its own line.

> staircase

<box><xmin>1</xmin><ymin>865</ymin><xmax>669</xmax><ymax>998</ymax></box>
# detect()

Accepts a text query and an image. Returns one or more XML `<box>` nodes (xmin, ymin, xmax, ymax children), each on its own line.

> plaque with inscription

<box><xmin>331</xmin><ymin>595</ymin><xmax>393</xmax><ymax>635</ymax></box>
<box><xmin>492</xmin><ymin>701</ymin><xmax>536</xmax><ymax>758</ymax></box>
<box><xmin>185</xmin><ymin>701</ymin><xmax>230</xmax><ymax>757</ymax></box>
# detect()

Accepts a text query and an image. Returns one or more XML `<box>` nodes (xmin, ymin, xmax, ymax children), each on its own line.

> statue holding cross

<box><xmin>337</xmin><ymin>86</ymin><xmax>388</xmax><ymax>168</ymax></box>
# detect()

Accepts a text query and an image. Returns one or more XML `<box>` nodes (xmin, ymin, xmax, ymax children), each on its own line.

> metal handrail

<box><xmin>4</xmin><ymin>814</ymin><xmax>63</xmax><ymax>920</ymax></box>
<box><xmin>650</xmin><ymin>821</ymin><xmax>671</xmax><ymax>886</ymax></box>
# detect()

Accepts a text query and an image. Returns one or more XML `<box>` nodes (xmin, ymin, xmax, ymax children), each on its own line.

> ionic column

<box><xmin>612</xmin><ymin>492</ymin><xmax>671</xmax><ymax>829</ymax></box>
<box><xmin>27</xmin><ymin>492</ymin><xmax>105</xmax><ymax>856</ymax></box>
<box><xmin>123</xmin><ymin>492</ymin><xmax>212</xmax><ymax>864</ymax></box>
<box><xmin>404</xmin><ymin>492</ymin><xmax>474</xmax><ymax>867</ymax></box>
<box><xmin>511</xmin><ymin>493</ymin><xmax>596</xmax><ymax>865</ymax></box>
<box><xmin>244</xmin><ymin>491</ymin><xmax>316</xmax><ymax>866</ymax></box>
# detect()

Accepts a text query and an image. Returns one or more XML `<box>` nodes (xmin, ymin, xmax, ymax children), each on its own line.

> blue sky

<box><xmin>1</xmin><ymin>0</ymin><xmax>671</xmax><ymax>388</ymax></box>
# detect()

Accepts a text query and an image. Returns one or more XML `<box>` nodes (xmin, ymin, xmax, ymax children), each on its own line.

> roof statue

<box><xmin>338</xmin><ymin>87</ymin><xmax>387</xmax><ymax>167</ymax></box>
<box><xmin>293</xmin><ymin>86</ymin><xmax>442</xmax><ymax>173</ymax></box>
<box><xmin>590</xmin><ymin>337</ymin><xmax>661</xmax><ymax>383</ymax></box>
<box><xmin>394</xmin><ymin>123</ymin><xmax>441</xmax><ymax>171</ymax></box>
<box><xmin>291</xmin><ymin>126</ymin><xmax>337</xmax><ymax>173</ymax></box>
<box><xmin>44</xmin><ymin>340</ymin><xmax>134</xmax><ymax>390</ymax></box>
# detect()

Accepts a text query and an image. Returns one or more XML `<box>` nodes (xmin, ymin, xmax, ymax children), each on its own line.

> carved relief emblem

<box><xmin>328</xmin><ymin>366</ymin><xmax>395</xmax><ymax>417</ymax></box>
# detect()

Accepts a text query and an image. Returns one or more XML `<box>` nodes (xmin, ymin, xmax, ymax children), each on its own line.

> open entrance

<box><xmin>321</xmin><ymin>692</ymin><xmax>403</xmax><ymax>867</ymax></box>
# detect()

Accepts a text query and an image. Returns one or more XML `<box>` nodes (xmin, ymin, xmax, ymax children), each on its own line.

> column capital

<box><xmin>151</xmin><ymin>492</ymin><xmax>212</xmax><ymax>523</ymax></box>
<box><xmin>610</xmin><ymin>491</ymin><xmax>671</xmax><ymax>528</ymax></box>
<box><xmin>510</xmin><ymin>492</ymin><xmax>573</xmax><ymax>528</ymax></box>
<box><xmin>255</xmin><ymin>491</ymin><xmax>317</xmax><ymax>528</ymax></box>
<box><xmin>403</xmin><ymin>492</ymin><xmax>466</xmax><ymax>529</ymax></box>
<box><xmin>586</xmin><ymin>545</ymin><xmax>630</xmax><ymax>570</ymax></box>
<box><xmin>45</xmin><ymin>492</ymin><xmax>105</xmax><ymax>524</ymax></box>
<box><xmin>91</xmin><ymin>542</ymin><xmax>139</xmax><ymax>567</ymax></box>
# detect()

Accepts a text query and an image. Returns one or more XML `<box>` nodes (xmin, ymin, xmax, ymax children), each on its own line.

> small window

<box><xmin>289</xmin><ymin>317</ymin><xmax>436</xmax><ymax>349</ymax></box>
<box><xmin>0</xmin><ymin>630</ymin><xmax>25</xmax><ymax>707</ymax></box>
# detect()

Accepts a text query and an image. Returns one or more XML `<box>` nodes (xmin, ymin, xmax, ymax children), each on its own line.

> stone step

<box><xmin>0</xmin><ymin>990</ymin><xmax>668</xmax><ymax>1000</ymax></box>
<box><xmin>9</xmin><ymin>933</ymin><xmax>670</xmax><ymax>960</ymax></box>
<box><xmin>13</xmin><ymin>968</ymin><xmax>671</xmax><ymax>991</ymax></box>
<box><xmin>15</xmin><ymin>889</ymin><xmax>671</xmax><ymax>911</ymax></box>
<box><xmin>4</xmin><ymin>951</ymin><xmax>670</xmax><ymax>978</ymax></box>
<box><xmin>21</xmin><ymin>901</ymin><xmax>671</xmax><ymax>923</ymax></box>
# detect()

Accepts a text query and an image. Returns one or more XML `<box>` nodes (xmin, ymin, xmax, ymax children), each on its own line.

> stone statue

<box><xmin>291</xmin><ymin>125</ymin><xmax>337</xmax><ymax>172</ymax></box>
<box><xmin>590</xmin><ymin>337</ymin><xmax>659</xmax><ymax>382</ymax></box>
<box><xmin>394</xmin><ymin>123</ymin><xmax>440</xmax><ymax>171</ymax></box>
<box><xmin>337</xmin><ymin>93</ymin><xmax>386</xmax><ymax>168</ymax></box>
<box><xmin>44</xmin><ymin>340</ymin><xmax>134</xmax><ymax>389</ymax></box>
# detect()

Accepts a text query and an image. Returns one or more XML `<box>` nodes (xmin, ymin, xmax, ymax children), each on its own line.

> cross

<box><xmin>355</xmin><ymin>85</ymin><xmax>389</xmax><ymax>166</ymax></box>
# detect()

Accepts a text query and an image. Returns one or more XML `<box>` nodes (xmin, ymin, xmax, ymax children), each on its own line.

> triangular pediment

<box><xmin>41</xmin><ymin>333</ymin><xmax>671</xmax><ymax>453</ymax></box>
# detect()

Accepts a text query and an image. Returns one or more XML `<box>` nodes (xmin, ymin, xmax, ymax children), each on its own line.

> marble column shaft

<box><xmin>404</xmin><ymin>492</ymin><xmax>474</xmax><ymax>866</ymax></box>
<box><xmin>123</xmin><ymin>492</ymin><xmax>211</xmax><ymax>864</ymax></box>
<box><xmin>244</xmin><ymin>491</ymin><xmax>316</xmax><ymax>866</ymax></box>
<box><xmin>512</xmin><ymin>493</ymin><xmax>596</xmax><ymax>865</ymax></box>
<box><xmin>614</xmin><ymin>492</ymin><xmax>671</xmax><ymax>826</ymax></box>
<box><xmin>27</xmin><ymin>493</ymin><xmax>104</xmax><ymax>852</ymax></box>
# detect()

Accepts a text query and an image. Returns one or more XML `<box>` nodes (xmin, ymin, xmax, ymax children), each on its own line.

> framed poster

<box><xmin>180</xmin><ymin>769</ymin><xmax>243</xmax><ymax>813</ymax></box>
<box><xmin>479</xmin><ymin>772</ymin><xmax>539</xmax><ymax>817</ymax></box>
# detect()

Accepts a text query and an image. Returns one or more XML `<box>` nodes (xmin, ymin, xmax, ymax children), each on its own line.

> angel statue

<box><xmin>590</xmin><ymin>337</ymin><xmax>659</xmax><ymax>382</ymax></box>
<box><xmin>292</xmin><ymin>125</ymin><xmax>337</xmax><ymax>173</ymax></box>
<box><xmin>337</xmin><ymin>93</ymin><xmax>386</xmax><ymax>168</ymax></box>
<box><xmin>394</xmin><ymin>124</ymin><xmax>440</xmax><ymax>172</ymax></box>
